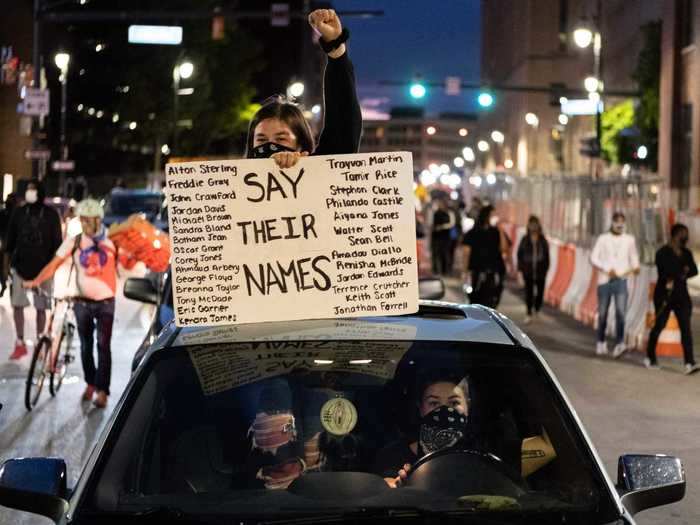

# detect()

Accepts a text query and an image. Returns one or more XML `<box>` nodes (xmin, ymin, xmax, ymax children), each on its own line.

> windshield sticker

<box><xmin>320</xmin><ymin>398</ymin><xmax>358</xmax><ymax>436</ymax></box>
<box><xmin>175</xmin><ymin>318</ymin><xmax>418</xmax><ymax>346</ymax></box>
<box><xmin>187</xmin><ymin>340</ymin><xmax>411</xmax><ymax>396</ymax></box>
<box><xmin>165</xmin><ymin>152</ymin><xmax>418</xmax><ymax>327</ymax></box>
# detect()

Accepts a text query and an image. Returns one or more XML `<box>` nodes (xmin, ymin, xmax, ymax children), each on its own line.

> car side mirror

<box><xmin>419</xmin><ymin>277</ymin><xmax>445</xmax><ymax>300</ymax></box>
<box><xmin>0</xmin><ymin>458</ymin><xmax>69</xmax><ymax>523</ymax></box>
<box><xmin>617</xmin><ymin>454</ymin><xmax>685</xmax><ymax>515</ymax></box>
<box><xmin>124</xmin><ymin>277</ymin><xmax>158</xmax><ymax>305</ymax></box>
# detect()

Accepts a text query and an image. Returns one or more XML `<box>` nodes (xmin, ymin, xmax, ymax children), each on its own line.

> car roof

<box><xmin>161</xmin><ymin>302</ymin><xmax>535</xmax><ymax>350</ymax></box>
<box><xmin>109</xmin><ymin>189</ymin><xmax>163</xmax><ymax>197</ymax></box>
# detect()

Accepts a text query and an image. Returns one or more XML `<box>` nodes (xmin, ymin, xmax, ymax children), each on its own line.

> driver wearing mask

<box><xmin>375</xmin><ymin>372</ymin><xmax>472</xmax><ymax>488</ymax></box>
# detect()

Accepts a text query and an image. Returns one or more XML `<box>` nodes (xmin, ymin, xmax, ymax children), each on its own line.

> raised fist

<box><xmin>308</xmin><ymin>9</ymin><xmax>342</xmax><ymax>42</ymax></box>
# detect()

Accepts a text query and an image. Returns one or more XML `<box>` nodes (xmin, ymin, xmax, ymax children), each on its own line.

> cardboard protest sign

<box><xmin>165</xmin><ymin>152</ymin><xmax>418</xmax><ymax>326</ymax></box>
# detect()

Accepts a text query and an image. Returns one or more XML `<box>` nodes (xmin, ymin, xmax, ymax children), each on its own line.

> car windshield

<box><xmin>80</xmin><ymin>339</ymin><xmax>618</xmax><ymax>524</ymax></box>
<box><xmin>106</xmin><ymin>193</ymin><xmax>163</xmax><ymax>216</ymax></box>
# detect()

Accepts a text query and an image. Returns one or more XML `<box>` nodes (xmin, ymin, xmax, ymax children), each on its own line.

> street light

<box><xmin>525</xmin><ymin>112</ymin><xmax>539</xmax><ymax>127</ymax></box>
<box><xmin>462</xmin><ymin>147</ymin><xmax>475</xmax><ymax>162</ymax></box>
<box><xmin>54</xmin><ymin>51</ymin><xmax>70</xmax><ymax>195</ymax></box>
<box><xmin>409</xmin><ymin>82</ymin><xmax>426</xmax><ymax>99</ymax></box>
<box><xmin>558</xmin><ymin>114</ymin><xmax>569</xmax><ymax>125</ymax></box>
<box><xmin>287</xmin><ymin>81</ymin><xmax>305</xmax><ymax>99</ymax></box>
<box><xmin>573</xmin><ymin>26</ymin><xmax>594</xmax><ymax>48</ymax></box>
<box><xmin>477</xmin><ymin>140</ymin><xmax>490</xmax><ymax>152</ymax></box>
<box><xmin>453</xmin><ymin>156</ymin><xmax>465</xmax><ymax>168</ymax></box>
<box><xmin>584</xmin><ymin>76</ymin><xmax>599</xmax><ymax>93</ymax></box>
<box><xmin>491</xmin><ymin>130</ymin><xmax>505</xmax><ymax>143</ymax></box>
<box><xmin>426</xmin><ymin>126</ymin><xmax>437</xmax><ymax>135</ymax></box>
<box><xmin>173</xmin><ymin>59</ymin><xmax>195</xmax><ymax>154</ymax></box>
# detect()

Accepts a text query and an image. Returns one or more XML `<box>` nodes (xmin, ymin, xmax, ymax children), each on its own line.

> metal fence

<box><xmin>467</xmin><ymin>172</ymin><xmax>668</xmax><ymax>265</ymax></box>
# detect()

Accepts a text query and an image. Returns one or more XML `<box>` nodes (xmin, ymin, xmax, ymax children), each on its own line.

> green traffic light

<box><xmin>410</xmin><ymin>83</ymin><xmax>426</xmax><ymax>99</ymax></box>
<box><xmin>477</xmin><ymin>92</ymin><xmax>494</xmax><ymax>107</ymax></box>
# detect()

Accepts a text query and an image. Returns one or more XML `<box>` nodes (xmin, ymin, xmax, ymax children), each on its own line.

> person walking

<box><xmin>517</xmin><ymin>215</ymin><xmax>550</xmax><ymax>324</ymax></box>
<box><xmin>5</xmin><ymin>180</ymin><xmax>63</xmax><ymax>360</ymax></box>
<box><xmin>590</xmin><ymin>212</ymin><xmax>640</xmax><ymax>358</ymax></box>
<box><xmin>645</xmin><ymin>223</ymin><xmax>699</xmax><ymax>374</ymax></box>
<box><xmin>461</xmin><ymin>205</ymin><xmax>508</xmax><ymax>308</ymax></box>
<box><xmin>431</xmin><ymin>199</ymin><xmax>455</xmax><ymax>275</ymax></box>
<box><xmin>0</xmin><ymin>192</ymin><xmax>19</xmax><ymax>297</ymax></box>
<box><xmin>23</xmin><ymin>199</ymin><xmax>117</xmax><ymax>407</ymax></box>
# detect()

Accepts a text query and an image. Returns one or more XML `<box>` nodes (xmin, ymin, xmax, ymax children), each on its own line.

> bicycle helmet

<box><xmin>76</xmin><ymin>198</ymin><xmax>104</xmax><ymax>218</ymax></box>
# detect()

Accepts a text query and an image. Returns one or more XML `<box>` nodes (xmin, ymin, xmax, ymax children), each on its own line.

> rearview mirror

<box><xmin>0</xmin><ymin>458</ymin><xmax>69</xmax><ymax>523</ymax></box>
<box><xmin>124</xmin><ymin>277</ymin><xmax>158</xmax><ymax>305</ymax></box>
<box><xmin>618</xmin><ymin>454</ymin><xmax>685</xmax><ymax>515</ymax></box>
<box><xmin>419</xmin><ymin>277</ymin><xmax>445</xmax><ymax>300</ymax></box>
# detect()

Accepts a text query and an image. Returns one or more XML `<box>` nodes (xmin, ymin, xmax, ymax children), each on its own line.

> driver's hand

<box><xmin>385</xmin><ymin>463</ymin><xmax>412</xmax><ymax>488</ymax></box>
<box><xmin>271</xmin><ymin>151</ymin><xmax>309</xmax><ymax>169</ymax></box>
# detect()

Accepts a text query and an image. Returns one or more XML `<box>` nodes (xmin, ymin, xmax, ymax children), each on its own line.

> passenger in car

<box><xmin>374</xmin><ymin>371</ymin><xmax>473</xmax><ymax>488</ymax></box>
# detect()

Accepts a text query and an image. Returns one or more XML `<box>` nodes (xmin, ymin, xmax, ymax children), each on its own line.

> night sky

<box><xmin>333</xmin><ymin>0</ymin><xmax>481</xmax><ymax>118</ymax></box>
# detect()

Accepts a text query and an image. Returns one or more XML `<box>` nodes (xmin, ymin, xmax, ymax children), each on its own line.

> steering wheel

<box><xmin>403</xmin><ymin>449</ymin><xmax>524</xmax><ymax>499</ymax></box>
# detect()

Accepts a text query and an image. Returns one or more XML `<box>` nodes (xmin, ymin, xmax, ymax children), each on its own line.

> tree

<box><xmin>631</xmin><ymin>20</ymin><xmax>661</xmax><ymax>170</ymax></box>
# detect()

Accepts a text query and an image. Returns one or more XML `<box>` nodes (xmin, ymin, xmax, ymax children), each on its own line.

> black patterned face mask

<box><xmin>250</xmin><ymin>142</ymin><xmax>297</xmax><ymax>159</ymax></box>
<box><xmin>418</xmin><ymin>406</ymin><xmax>468</xmax><ymax>455</ymax></box>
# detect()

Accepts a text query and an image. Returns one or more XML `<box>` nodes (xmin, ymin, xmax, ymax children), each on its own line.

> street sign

<box><xmin>445</xmin><ymin>76</ymin><xmax>461</xmax><ymax>96</ymax></box>
<box><xmin>22</xmin><ymin>88</ymin><xmax>49</xmax><ymax>116</ymax></box>
<box><xmin>128</xmin><ymin>25</ymin><xmax>183</xmax><ymax>45</ymax></box>
<box><xmin>271</xmin><ymin>3</ymin><xmax>290</xmax><ymax>26</ymax></box>
<box><xmin>52</xmin><ymin>160</ymin><xmax>75</xmax><ymax>171</ymax></box>
<box><xmin>561</xmin><ymin>98</ymin><xmax>604</xmax><ymax>116</ymax></box>
<box><xmin>24</xmin><ymin>149</ymin><xmax>51</xmax><ymax>160</ymax></box>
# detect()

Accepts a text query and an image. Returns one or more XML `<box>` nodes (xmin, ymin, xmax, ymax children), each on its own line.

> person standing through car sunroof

<box><xmin>590</xmin><ymin>212</ymin><xmax>640</xmax><ymax>359</ymax></box>
<box><xmin>244</xmin><ymin>9</ymin><xmax>361</xmax><ymax>170</ymax></box>
<box><xmin>645</xmin><ymin>223</ymin><xmax>699</xmax><ymax>374</ymax></box>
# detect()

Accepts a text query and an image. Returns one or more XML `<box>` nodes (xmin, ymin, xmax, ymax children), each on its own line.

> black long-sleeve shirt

<box><xmin>313</xmin><ymin>52</ymin><xmax>362</xmax><ymax>155</ymax></box>
<box><xmin>6</xmin><ymin>203</ymin><xmax>63</xmax><ymax>280</ymax></box>
<box><xmin>654</xmin><ymin>244</ymin><xmax>698</xmax><ymax>301</ymax></box>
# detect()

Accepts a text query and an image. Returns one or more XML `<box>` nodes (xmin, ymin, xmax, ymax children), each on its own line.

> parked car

<box><xmin>0</xmin><ymin>300</ymin><xmax>684</xmax><ymax>524</ymax></box>
<box><xmin>103</xmin><ymin>189</ymin><xmax>167</xmax><ymax>232</ymax></box>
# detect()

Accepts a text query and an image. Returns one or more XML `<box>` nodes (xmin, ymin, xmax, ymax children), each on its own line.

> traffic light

<box><xmin>477</xmin><ymin>91</ymin><xmax>494</xmax><ymax>108</ymax></box>
<box><xmin>410</xmin><ymin>82</ymin><xmax>426</xmax><ymax>99</ymax></box>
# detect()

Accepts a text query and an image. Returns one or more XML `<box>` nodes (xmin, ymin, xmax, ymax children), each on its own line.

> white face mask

<box><xmin>25</xmin><ymin>189</ymin><xmax>38</xmax><ymax>204</ymax></box>
<box><xmin>489</xmin><ymin>215</ymin><xmax>499</xmax><ymax>227</ymax></box>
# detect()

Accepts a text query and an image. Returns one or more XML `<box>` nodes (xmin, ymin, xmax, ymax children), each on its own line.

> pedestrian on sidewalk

<box><xmin>590</xmin><ymin>212</ymin><xmax>640</xmax><ymax>358</ymax></box>
<box><xmin>0</xmin><ymin>192</ymin><xmax>19</xmax><ymax>297</ymax></box>
<box><xmin>23</xmin><ymin>199</ymin><xmax>117</xmax><ymax>408</ymax></box>
<box><xmin>461</xmin><ymin>205</ymin><xmax>508</xmax><ymax>308</ymax></box>
<box><xmin>430</xmin><ymin>198</ymin><xmax>455</xmax><ymax>276</ymax></box>
<box><xmin>5</xmin><ymin>180</ymin><xmax>62</xmax><ymax>360</ymax></box>
<box><xmin>517</xmin><ymin>215</ymin><xmax>550</xmax><ymax>324</ymax></box>
<box><xmin>645</xmin><ymin>223</ymin><xmax>699</xmax><ymax>374</ymax></box>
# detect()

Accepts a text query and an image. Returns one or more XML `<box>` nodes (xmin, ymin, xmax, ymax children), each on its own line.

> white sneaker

<box><xmin>523</xmin><ymin>316</ymin><xmax>532</xmax><ymax>325</ymax></box>
<box><xmin>612</xmin><ymin>344</ymin><xmax>628</xmax><ymax>359</ymax></box>
<box><xmin>684</xmin><ymin>363</ymin><xmax>700</xmax><ymax>375</ymax></box>
<box><xmin>595</xmin><ymin>342</ymin><xmax>609</xmax><ymax>356</ymax></box>
<box><xmin>643</xmin><ymin>358</ymin><xmax>660</xmax><ymax>370</ymax></box>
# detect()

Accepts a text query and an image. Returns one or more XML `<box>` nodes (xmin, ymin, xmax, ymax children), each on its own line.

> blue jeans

<box><xmin>74</xmin><ymin>298</ymin><xmax>115</xmax><ymax>395</ymax></box>
<box><xmin>597</xmin><ymin>279</ymin><xmax>628</xmax><ymax>344</ymax></box>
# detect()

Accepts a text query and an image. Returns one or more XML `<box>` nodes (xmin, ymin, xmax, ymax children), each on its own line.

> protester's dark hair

<box><xmin>671</xmin><ymin>223</ymin><xmax>688</xmax><ymax>239</ymax></box>
<box><xmin>527</xmin><ymin>215</ymin><xmax>543</xmax><ymax>235</ymax></box>
<box><xmin>414</xmin><ymin>369</ymin><xmax>470</xmax><ymax>406</ymax></box>
<box><xmin>4</xmin><ymin>192</ymin><xmax>18</xmax><ymax>210</ymax></box>
<box><xmin>612</xmin><ymin>211</ymin><xmax>625</xmax><ymax>222</ymax></box>
<box><xmin>475</xmin><ymin>204</ymin><xmax>494</xmax><ymax>229</ymax></box>
<box><xmin>245</xmin><ymin>95</ymin><xmax>315</xmax><ymax>158</ymax></box>
<box><xmin>27</xmin><ymin>179</ymin><xmax>46</xmax><ymax>203</ymax></box>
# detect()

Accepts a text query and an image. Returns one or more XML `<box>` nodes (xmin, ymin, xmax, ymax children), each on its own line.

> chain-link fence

<box><xmin>467</xmin><ymin>172</ymin><xmax>668</xmax><ymax>265</ymax></box>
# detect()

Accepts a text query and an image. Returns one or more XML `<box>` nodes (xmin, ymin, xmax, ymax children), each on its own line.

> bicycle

<box><xmin>25</xmin><ymin>290</ymin><xmax>77</xmax><ymax>411</ymax></box>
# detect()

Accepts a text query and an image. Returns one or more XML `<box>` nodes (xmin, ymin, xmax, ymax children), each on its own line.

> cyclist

<box><xmin>23</xmin><ymin>199</ymin><xmax>117</xmax><ymax>408</ymax></box>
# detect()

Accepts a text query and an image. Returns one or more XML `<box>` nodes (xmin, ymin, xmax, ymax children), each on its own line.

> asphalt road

<box><xmin>0</xmin><ymin>273</ymin><xmax>697</xmax><ymax>524</ymax></box>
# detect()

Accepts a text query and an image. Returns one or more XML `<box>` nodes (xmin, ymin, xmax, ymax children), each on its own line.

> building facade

<box><xmin>360</xmin><ymin>107</ymin><xmax>478</xmax><ymax>175</ymax></box>
<box><xmin>479</xmin><ymin>0</ymin><xmax>662</xmax><ymax>177</ymax></box>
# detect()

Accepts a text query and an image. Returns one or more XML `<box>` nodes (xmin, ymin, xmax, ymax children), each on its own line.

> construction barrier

<box><xmin>544</xmin><ymin>244</ymin><xmax>576</xmax><ymax>307</ymax></box>
<box><xmin>560</xmin><ymin>247</ymin><xmax>593</xmax><ymax>317</ymax></box>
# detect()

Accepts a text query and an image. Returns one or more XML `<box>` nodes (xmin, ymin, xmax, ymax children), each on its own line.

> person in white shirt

<box><xmin>590</xmin><ymin>212</ymin><xmax>640</xmax><ymax>358</ymax></box>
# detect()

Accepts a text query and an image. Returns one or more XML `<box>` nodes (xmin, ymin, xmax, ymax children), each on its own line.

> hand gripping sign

<box><xmin>165</xmin><ymin>152</ymin><xmax>418</xmax><ymax>326</ymax></box>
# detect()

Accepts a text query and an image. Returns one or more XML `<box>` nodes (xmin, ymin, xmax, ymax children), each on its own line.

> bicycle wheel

<box><xmin>25</xmin><ymin>337</ymin><xmax>51</xmax><ymax>411</ymax></box>
<box><xmin>50</xmin><ymin>322</ymin><xmax>74</xmax><ymax>396</ymax></box>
